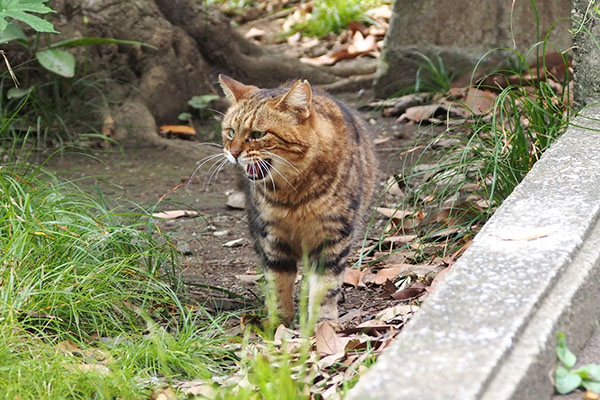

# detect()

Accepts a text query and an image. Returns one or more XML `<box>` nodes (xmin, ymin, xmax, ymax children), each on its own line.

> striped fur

<box><xmin>218</xmin><ymin>74</ymin><xmax>377</xmax><ymax>326</ymax></box>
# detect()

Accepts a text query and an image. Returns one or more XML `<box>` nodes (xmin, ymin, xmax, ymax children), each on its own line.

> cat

<box><xmin>218</xmin><ymin>74</ymin><xmax>377</xmax><ymax>326</ymax></box>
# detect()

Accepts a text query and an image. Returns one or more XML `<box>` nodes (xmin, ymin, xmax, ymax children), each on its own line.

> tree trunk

<box><xmin>51</xmin><ymin>0</ymin><xmax>336</xmax><ymax>125</ymax></box>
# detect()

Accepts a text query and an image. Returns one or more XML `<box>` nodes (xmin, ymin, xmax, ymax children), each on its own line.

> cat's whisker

<box><xmin>211</xmin><ymin>157</ymin><xmax>229</xmax><ymax>185</ymax></box>
<box><xmin>208</xmin><ymin>108</ymin><xmax>225</xmax><ymax>117</ymax></box>
<box><xmin>263</xmin><ymin>151</ymin><xmax>300</xmax><ymax>174</ymax></box>
<box><xmin>259</xmin><ymin>158</ymin><xmax>276</xmax><ymax>193</ymax></box>
<box><xmin>265</xmin><ymin>159</ymin><xmax>297</xmax><ymax>192</ymax></box>
<box><xmin>188</xmin><ymin>153</ymin><xmax>224</xmax><ymax>187</ymax></box>
<box><xmin>205</xmin><ymin>157</ymin><xmax>229</xmax><ymax>191</ymax></box>
<box><xmin>196</xmin><ymin>142</ymin><xmax>224</xmax><ymax>148</ymax></box>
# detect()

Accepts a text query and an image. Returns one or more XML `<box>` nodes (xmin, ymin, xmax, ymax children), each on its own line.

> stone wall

<box><xmin>572</xmin><ymin>0</ymin><xmax>600</xmax><ymax>106</ymax></box>
<box><xmin>375</xmin><ymin>0</ymin><xmax>572</xmax><ymax>96</ymax></box>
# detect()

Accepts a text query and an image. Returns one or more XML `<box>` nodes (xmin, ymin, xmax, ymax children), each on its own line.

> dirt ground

<box><xmin>45</xmin><ymin>97</ymin><xmax>428</xmax><ymax>327</ymax></box>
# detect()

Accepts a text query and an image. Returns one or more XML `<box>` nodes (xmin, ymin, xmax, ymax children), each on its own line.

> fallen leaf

<box><xmin>375</xmin><ymin>207</ymin><xmax>412</xmax><ymax>220</ymax></box>
<box><xmin>159</xmin><ymin>125</ymin><xmax>196</xmax><ymax>135</ymax></box>
<box><xmin>381</xmin><ymin>94</ymin><xmax>426</xmax><ymax>117</ymax></box>
<box><xmin>102</xmin><ymin>114</ymin><xmax>115</xmax><ymax>138</ymax></box>
<box><xmin>273</xmin><ymin>324</ymin><xmax>297</xmax><ymax>345</ymax></box>
<box><xmin>398</xmin><ymin>104</ymin><xmax>440</xmax><ymax>123</ymax></box>
<box><xmin>234</xmin><ymin>274</ymin><xmax>262</xmax><ymax>283</ymax></box>
<box><xmin>371</xmin><ymin>265</ymin><xmax>404</xmax><ymax>285</ymax></box>
<box><xmin>176</xmin><ymin>380</ymin><xmax>216</xmax><ymax>397</ymax></box>
<box><xmin>463</xmin><ymin>88</ymin><xmax>496</xmax><ymax>115</ymax></box>
<box><xmin>316</xmin><ymin>352</ymin><xmax>346</xmax><ymax>369</ymax></box>
<box><xmin>583</xmin><ymin>389</ymin><xmax>600</xmax><ymax>400</ymax></box>
<box><xmin>391</xmin><ymin>286</ymin><xmax>426</xmax><ymax>301</ymax></box>
<box><xmin>343</xmin><ymin>268</ymin><xmax>368</xmax><ymax>288</ymax></box>
<box><xmin>244</xmin><ymin>27</ymin><xmax>265</xmax><ymax>39</ymax></box>
<box><xmin>315</xmin><ymin>321</ymin><xmax>349</xmax><ymax>355</ymax></box>
<box><xmin>300</xmin><ymin>32</ymin><xmax>377</xmax><ymax>66</ymax></box>
<box><xmin>382</xmin><ymin>234</ymin><xmax>417</xmax><ymax>245</ymax></box>
<box><xmin>384</xmin><ymin>176</ymin><xmax>405</xmax><ymax>197</ymax></box>
<box><xmin>222</xmin><ymin>238</ymin><xmax>246</xmax><ymax>248</ymax></box>
<box><xmin>152</xmin><ymin>210</ymin><xmax>199</xmax><ymax>219</ymax></box>
<box><xmin>376</xmin><ymin>304</ymin><xmax>418</xmax><ymax>322</ymax></box>
<box><xmin>374</xmin><ymin>137</ymin><xmax>391</xmax><ymax>145</ymax></box>
<box><xmin>151</xmin><ymin>386</ymin><xmax>178</xmax><ymax>400</ymax></box>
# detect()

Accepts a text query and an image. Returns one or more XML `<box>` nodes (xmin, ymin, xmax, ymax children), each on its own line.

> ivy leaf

<box><xmin>178</xmin><ymin>112</ymin><xmax>192</xmax><ymax>122</ymax></box>
<box><xmin>7</xmin><ymin>86</ymin><xmax>32</xmax><ymax>99</ymax></box>
<box><xmin>576</xmin><ymin>364</ymin><xmax>600</xmax><ymax>381</ymax></box>
<box><xmin>557</xmin><ymin>332</ymin><xmax>577</xmax><ymax>369</ymax></box>
<box><xmin>188</xmin><ymin>95</ymin><xmax>219</xmax><ymax>110</ymax></box>
<box><xmin>582</xmin><ymin>379</ymin><xmax>600</xmax><ymax>394</ymax></box>
<box><xmin>555</xmin><ymin>364</ymin><xmax>582</xmax><ymax>394</ymax></box>
<box><xmin>0</xmin><ymin>22</ymin><xmax>26</xmax><ymax>44</ymax></box>
<box><xmin>0</xmin><ymin>1</ymin><xmax>57</xmax><ymax>33</ymax></box>
<box><xmin>35</xmin><ymin>49</ymin><xmax>75</xmax><ymax>77</ymax></box>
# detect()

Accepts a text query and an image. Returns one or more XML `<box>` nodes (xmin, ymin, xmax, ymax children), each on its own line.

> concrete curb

<box><xmin>347</xmin><ymin>106</ymin><xmax>600</xmax><ymax>400</ymax></box>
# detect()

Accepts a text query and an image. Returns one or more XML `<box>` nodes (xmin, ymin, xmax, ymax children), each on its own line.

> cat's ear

<box><xmin>276</xmin><ymin>79</ymin><xmax>312</xmax><ymax>120</ymax></box>
<box><xmin>218</xmin><ymin>74</ymin><xmax>258</xmax><ymax>104</ymax></box>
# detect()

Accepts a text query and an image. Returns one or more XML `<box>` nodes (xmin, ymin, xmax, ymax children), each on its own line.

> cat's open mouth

<box><xmin>246</xmin><ymin>159</ymin><xmax>271</xmax><ymax>180</ymax></box>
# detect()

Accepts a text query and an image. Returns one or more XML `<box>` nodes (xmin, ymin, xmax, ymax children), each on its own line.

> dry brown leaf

<box><xmin>234</xmin><ymin>274</ymin><xmax>262</xmax><ymax>283</ymax></box>
<box><xmin>244</xmin><ymin>27</ymin><xmax>265</xmax><ymax>39</ymax></box>
<box><xmin>300</xmin><ymin>32</ymin><xmax>377</xmax><ymax>66</ymax></box>
<box><xmin>463</xmin><ymin>88</ymin><xmax>497</xmax><ymax>115</ymax></box>
<box><xmin>102</xmin><ymin>114</ymin><xmax>115</xmax><ymax>138</ymax></box>
<box><xmin>391</xmin><ymin>286</ymin><xmax>426</xmax><ymax>301</ymax></box>
<box><xmin>371</xmin><ymin>265</ymin><xmax>405</xmax><ymax>285</ymax></box>
<box><xmin>382</xmin><ymin>234</ymin><xmax>417</xmax><ymax>245</ymax></box>
<box><xmin>222</xmin><ymin>238</ymin><xmax>247</xmax><ymax>248</ymax></box>
<box><xmin>398</xmin><ymin>104</ymin><xmax>440</xmax><ymax>123</ymax></box>
<box><xmin>273</xmin><ymin>324</ymin><xmax>297</xmax><ymax>345</ymax></box>
<box><xmin>374</xmin><ymin>137</ymin><xmax>391</xmax><ymax>145</ymax></box>
<box><xmin>151</xmin><ymin>386</ymin><xmax>178</xmax><ymax>400</ymax></box>
<box><xmin>583</xmin><ymin>389</ymin><xmax>600</xmax><ymax>400</ymax></box>
<box><xmin>384</xmin><ymin>176</ymin><xmax>405</xmax><ymax>197</ymax></box>
<box><xmin>376</xmin><ymin>304</ymin><xmax>418</xmax><ymax>322</ymax></box>
<box><xmin>343</xmin><ymin>268</ymin><xmax>368</xmax><ymax>288</ymax></box>
<box><xmin>176</xmin><ymin>380</ymin><xmax>216</xmax><ymax>397</ymax></box>
<box><xmin>151</xmin><ymin>210</ymin><xmax>199</xmax><ymax>219</ymax></box>
<box><xmin>375</xmin><ymin>207</ymin><xmax>411</xmax><ymax>220</ymax></box>
<box><xmin>316</xmin><ymin>351</ymin><xmax>346</xmax><ymax>369</ymax></box>
<box><xmin>381</xmin><ymin>94</ymin><xmax>426</xmax><ymax>117</ymax></box>
<box><xmin>315</xmin><ymin>321</ymin><xmax>349</xmax><ymax>355</ymax></box>
<box><xmin>159</xmin><ymin>125</ymin><xmax>196</xmax><ymax>135</ymax></box>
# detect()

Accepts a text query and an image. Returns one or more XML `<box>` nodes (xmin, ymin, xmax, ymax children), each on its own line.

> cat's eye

<box><xmin>225</xmin><ymin>128</ymin><xmax>235</xmax><ymax>139</ymax></box>
<box><xmin>251</xmin><ymin>131</ymin><xmax>267</xmax><ymax>140</ymax></box>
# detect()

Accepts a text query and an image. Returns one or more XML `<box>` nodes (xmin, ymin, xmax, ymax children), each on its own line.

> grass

<box><xmin>377</xmin><ymin>44</ymin><xmax>572</xmax><ymax>260</ymax></box>
<box><xmin>0</xmin><ymin>66</ymin><xmax>122</xmax><ymax>149</ymax></box>
<box><xmin>293</xmin><ymin>0</ymin><xmax>382</xmax><ymax>38</ymax></box>
<box><xmin>0</xmin><ymin>160</ymin><xmax>238</xmax><ymax>398</ymax></box>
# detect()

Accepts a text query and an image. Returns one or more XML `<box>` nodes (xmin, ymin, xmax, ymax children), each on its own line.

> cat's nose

<box><xmin>230</xmin><ymin>148</ymin><xmax>242</xmax><ymax>159</ymax></box>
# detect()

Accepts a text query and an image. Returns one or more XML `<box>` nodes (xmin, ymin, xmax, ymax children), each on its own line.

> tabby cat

<box><xmin>218</xmin><ymin>74</ymin><xmax>376</xmax><ymax>326</ymax></box>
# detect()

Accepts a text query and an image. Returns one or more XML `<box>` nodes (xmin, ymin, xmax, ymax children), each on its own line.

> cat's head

<box><xmin>218</xmin><ymin>74</ymin><xmax>313</xmax><ymax>183</ymax></box>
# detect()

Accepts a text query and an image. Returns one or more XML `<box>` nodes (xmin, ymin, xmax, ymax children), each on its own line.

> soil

<box><xmin>45</xmin><ymin>97</ymin><xmax>428</xmax><ymax>327</ymax></box>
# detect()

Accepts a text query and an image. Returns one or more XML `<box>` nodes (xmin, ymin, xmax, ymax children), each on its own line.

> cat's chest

<box><xmin>254</xmin><ymin>196</ymin><xmax>326</xmax><ymax>252</ymax></box>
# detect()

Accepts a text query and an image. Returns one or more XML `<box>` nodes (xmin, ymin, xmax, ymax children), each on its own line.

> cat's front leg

<box><xmin>307</xmin><ymin>270</ymin><xmax>344</xmax><ymax>328</ymax></box>
<box><xmin>308</xmin><ymin>239</ymin><xmax>350</xmax><ymax>328</ymax></box>
<box><xmin>263</xmin><ymin>258</ymin><xmax>297</xmax><ymax>326</ymax></box>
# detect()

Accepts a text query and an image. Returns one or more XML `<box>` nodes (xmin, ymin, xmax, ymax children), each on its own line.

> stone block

<box><xmin>375</xmin><ymin>0</ymin><xmax>572</xmax><ymax>96</ymax></box>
